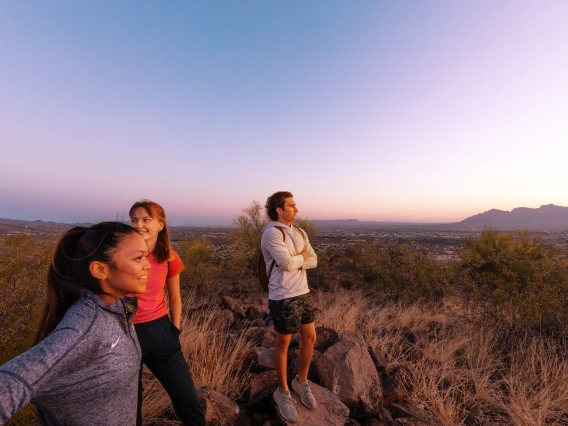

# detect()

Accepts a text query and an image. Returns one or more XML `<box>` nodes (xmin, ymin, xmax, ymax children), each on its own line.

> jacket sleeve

<box><xmin>302</xmin><ymin>234</ymin><xmax>317</xmax><ymax>270</ymax></box>
<box><xmin>0</xmin><ymin>324</ymin><xmax>85</xmax><ymax>421</ymax></box>
<box><xmin>261</xmin><ymin>228</ymin><xmax>305</xmax><ymax>272</ymax></box>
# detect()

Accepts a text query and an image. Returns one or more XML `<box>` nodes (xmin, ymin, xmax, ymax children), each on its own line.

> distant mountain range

<box><xmin>2</xmin><ymin>204</ymin><xmax>568</xmax><ymax>233</ymax></box>
<box><xmin>313</xmin><ymin>204</ymin><xmax>568</xmax><ymax>230</ymax></box>
<box><xmin>454</xmin><ymin>204</ymin><xmax>568</xmax><ymax>230</ymax></box>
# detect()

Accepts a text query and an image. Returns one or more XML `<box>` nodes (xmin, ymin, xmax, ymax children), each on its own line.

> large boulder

<box><xmin>277</xmin><ymin>382</ymin><xmax>349</xmax><ymax>426</ymax></box>
<box><xmin>248</xmin><ymin>370</ymin><xmax>278</xmax><ymax>408</ymax></box>
<box><xmin>247</xmin><ymin>304</ymin><xmax>270</xmax><ymax>320</ymax></box>
<box><xmin>196</xmin><ymin>386</ymin><xmax>239</xmax><ymax>426</ymax></box>
<box><xmin>221</xmin><ymin>295</ymin><xmax>248</xmax><ymax>319</ymax></box>
<box><xmin>252</xmin><ymin>347</ymin><xmax>276</xmax><ymax>372</ymax></box>
<box><xmin>314</xmin><ymin>326</ymin><xmax>340</xmax><ymax>353</ymax></box>
<box><xmin>316</xmin><ymin>332</ymin><xmax>383</xmax><ymax>416</ymax></box>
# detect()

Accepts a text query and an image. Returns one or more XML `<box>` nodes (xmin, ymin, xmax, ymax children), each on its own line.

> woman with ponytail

<box><xmin>0</xmin><ymin>222</ymin><xmax>149</xmax><ymax>425</ymax></box>
<box><xmin>129</xmin><ymin>200</ymin><xmax>205</xmax><ymax>426</ymax></box>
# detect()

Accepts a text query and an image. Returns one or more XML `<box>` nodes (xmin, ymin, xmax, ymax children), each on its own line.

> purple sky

<box><xmin>1</xmin><ymin>1</ymin><xmax>567</xmax><ymax>225</ymax></box>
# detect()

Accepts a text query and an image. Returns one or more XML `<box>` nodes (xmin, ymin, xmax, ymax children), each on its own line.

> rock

<box><xmin>314</xmin><ymin>326</ymin><xmax>340</xmax><ymax>353</ymax></box>
<box><xmin>287</xmin><ymin>348</ymin><xmax>321</xmax><ymax>384</ymax></box>
<box><xmin>252</xmin><ymin>347</ymin><xmax>275</xmax><ymax>371</ymax></box>
<box><xmin>277</xmin><ymin>382</ymin><xmax>349</xmax><ymax>426</ymax></box>
<box><xmin>382</xmin><ymin>373</ymin><xmax>400</xmax><ymax>407</ymax></box>
<box><xmin>248</xmin><ymin>370</ymin><xmax>278</xmax><ymax>408</ymax></box>
<box><xmin>364</xmin><ymin>419</ymin><xmax>383</xmax><ymax>426</ymax></box>
<box><xmin>381</xmin><ymin>407</ymin><xmax>394</xmax><ymax>426</ymax></box>
<box><xmin>260</xmin><ymin>331</ymin><xmax>276</xmax><ymax>348</ymax></box>
<box><xmin>217</xmin><ymin>309</ymin><xmax>235</xmax><ymax>329</ymax></box>
<box><xmin>394</xmin><ymin>417</ymin><xmax>444</xmax><ymax>426</ymax></box>
<box><xmin>222</xmin><ymin>295</ymin><xmax>248</xmax><ymax>319</ymax></box>
<box><xmin>368</xmin><ymin>346</ymin><xmax>387</xmax><ymax>374</ymax></box>
<box><xmin>196</xmin><ymin>386</ymin><xmax>239</xmax><ymax>426</ymax></box>
<box><xmin>247</xmin><ymin>304</ymin><xmax>270</xmax><ymax>320</ymax></box>
<box><xmin>316</xmin><ymin>332</ymin><xmax>383</xmax><ymax>416</ymax></box>
<box><xmin>390</xmin><ymin>403</ymin><xmax>425</xmax><ymax>419</ymax></box>
<box><xmin>345</xmin><ymin>418</ymin><xmax>363</xmax><ymax>426</ymax></box>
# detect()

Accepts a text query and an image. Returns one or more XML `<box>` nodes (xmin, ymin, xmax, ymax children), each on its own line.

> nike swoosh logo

<box><xmin>111</xmin><ymin>338</ymin><xmax>120</xmax><ymax>348</ymax></box>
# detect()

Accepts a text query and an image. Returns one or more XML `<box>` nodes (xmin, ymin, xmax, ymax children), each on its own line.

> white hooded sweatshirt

<box><xmin>260</xmin><ymin>221</ymin><xmax>317</xmax><ymax>300</ymax></box>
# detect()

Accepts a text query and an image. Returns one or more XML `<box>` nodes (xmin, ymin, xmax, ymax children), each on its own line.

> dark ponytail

<box><xmin>34</xmin><ymin>222</ymin><xmax>137</xmax><ymax>344</ymax></box>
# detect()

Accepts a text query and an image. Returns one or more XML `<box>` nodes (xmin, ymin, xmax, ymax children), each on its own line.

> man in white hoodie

<box><xmin>261</xmin><ymin>191</ymin><xmax>318</xmax><ymax>423</ymax></box>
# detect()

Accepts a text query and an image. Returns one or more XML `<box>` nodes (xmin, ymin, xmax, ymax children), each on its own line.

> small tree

<box><xmin>295</xmin><ymin>217</ymin><xmax>318</xmax><ymax>239</ymax></box>
<box><xmin>228</xmin><ymin>200</ymin><xmax>268</xmax><ymax>276</ymax></box>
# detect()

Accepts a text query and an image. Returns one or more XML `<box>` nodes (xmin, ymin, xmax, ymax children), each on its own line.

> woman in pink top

<box><xmin>129</xmin><ymin>200</ymin><xmax>205</xmax><ymax>426</ymax></box>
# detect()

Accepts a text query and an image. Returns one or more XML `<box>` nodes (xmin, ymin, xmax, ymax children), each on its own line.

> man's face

<box><xmin>277</xmin><ymin>197</ymin><xmax>298</xmax><ymax>224</ymax></box>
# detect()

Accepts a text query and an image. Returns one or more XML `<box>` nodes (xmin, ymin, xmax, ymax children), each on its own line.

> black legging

<box><xmin>135</xmin><ymin>315</ymin><xmax>205</xmax><ymax>426</ymax></box>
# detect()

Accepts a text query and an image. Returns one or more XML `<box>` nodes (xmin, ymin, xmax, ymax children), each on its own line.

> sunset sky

<box><xmin>1</xmin><ymin>1</ymin><xmax>567</xmax><ymax>225</ymax></box>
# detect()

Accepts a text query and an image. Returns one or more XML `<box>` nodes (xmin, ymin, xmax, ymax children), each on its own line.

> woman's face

<box><xmin>98</xmin><ymin>232</ymin><xmax>150</xmax><ymax>305</ymax></box>
<box><xmin>130</xmin><ymin>207</ymin><xmax>164</xmax><ymax>247</ymax></box>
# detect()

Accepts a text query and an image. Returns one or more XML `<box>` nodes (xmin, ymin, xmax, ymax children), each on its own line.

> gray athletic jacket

<box><xmin>0</xmin><ymin>291</ymin><xmax>141</xmax><ymax>425</ymax></box>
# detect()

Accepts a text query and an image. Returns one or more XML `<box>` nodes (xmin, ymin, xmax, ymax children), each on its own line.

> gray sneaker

<box><xmin>292</xmin><ymin>375</ymin><xmax>317</xmax><ymax>409</ymax></box>
<box><xmin>273</xmin><ymin>389</ymin><xmax>299</xmax><ymax>422</ymax></box>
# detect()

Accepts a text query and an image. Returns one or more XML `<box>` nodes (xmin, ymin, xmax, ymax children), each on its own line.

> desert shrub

<box><xmin>176</xmin><ymin>238</ymin><xmax>221</xmax><ymax>295</ymax></box>
<box><xmin>0</xmin><ymin>236</ymin><xmax>51</xmax><ymax>363</ymax></box>
<box><xmin>340</xmin><ymin>241</ymin><xmax>452</xmax><ymax>303</ymax></box>
<box><xmin>459</xmin><ymin>228</ymin><xmax>568</xmax><ymax>333</ymax></box>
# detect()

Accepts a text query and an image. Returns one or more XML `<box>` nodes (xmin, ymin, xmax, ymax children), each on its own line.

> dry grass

<box><xmin>141</xmin><ymin>291</ymin><xmax>255</xmax><ymax>424</ymax></box>
<box><xmin>314</xmin><ymin>288</ymin><xmax>568</xmax><ymax>426</ymax></box>
<box><xmin>139</xmin><ymin>287</ymin><xmax>568</xmax><ymax>425</ymax></box>
<box><xmin>499</xmin><ymin>336</ymin><xmax>568</xmax><ymax>426</ymax></box>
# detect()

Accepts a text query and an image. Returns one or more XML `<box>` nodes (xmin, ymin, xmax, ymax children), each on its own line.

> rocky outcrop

<box><xmin>277</xmin><ymin>382</ymin><xmax>350</xmax><ymax>426</ymax></box>
<box><xmin>316</xmin><ymin>332</ymin><xmax>383</xmax><ymax>416</ymax></box>
<box><xmin>203</xmin><ymin>295</ymin><xmax>451</xmax><ymax>426</ymax></box>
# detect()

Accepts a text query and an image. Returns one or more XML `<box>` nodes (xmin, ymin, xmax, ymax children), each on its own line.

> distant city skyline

<box><xmin>2</xmin><ymin>2</ymin><xmax>567</xmax><ymax>226</ymax></box>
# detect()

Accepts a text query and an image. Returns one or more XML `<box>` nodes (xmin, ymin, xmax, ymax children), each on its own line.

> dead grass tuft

<box><xmin>141</xmin><ymin>291</ymin><xmax>255</xmax><ymax>424</ymax></box>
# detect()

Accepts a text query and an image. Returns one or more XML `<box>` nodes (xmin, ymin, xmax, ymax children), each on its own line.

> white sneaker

<box><xmin>273</xmin><ymin>389</ymin><xmax>299</xmax><ymax>422</ymax></box>
<box><xmin>291</xmin><ymin>375</ymin><xmax>317</xmax><ymax>409</ymax></box>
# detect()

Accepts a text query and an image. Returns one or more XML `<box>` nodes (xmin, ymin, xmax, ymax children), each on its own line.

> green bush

<box><xmin>337</xmin><ymin>241</ymin><xmax>452</xmax><ymax>303</ymax></box>
<box><xmin>459</xmin><ymin>228</ymin><xmax>568</xmax><ymax>332</ymax></box>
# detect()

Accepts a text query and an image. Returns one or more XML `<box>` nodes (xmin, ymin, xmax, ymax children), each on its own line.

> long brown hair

<box><xmin>35</xmin><ymin>222</ymin><xmax>138</xmax><ymax>344</ymax></box>
<box><xmin>129</xmin><ymin>200</ymin><xmax>172</xmax><ymax>263</ymax></box>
